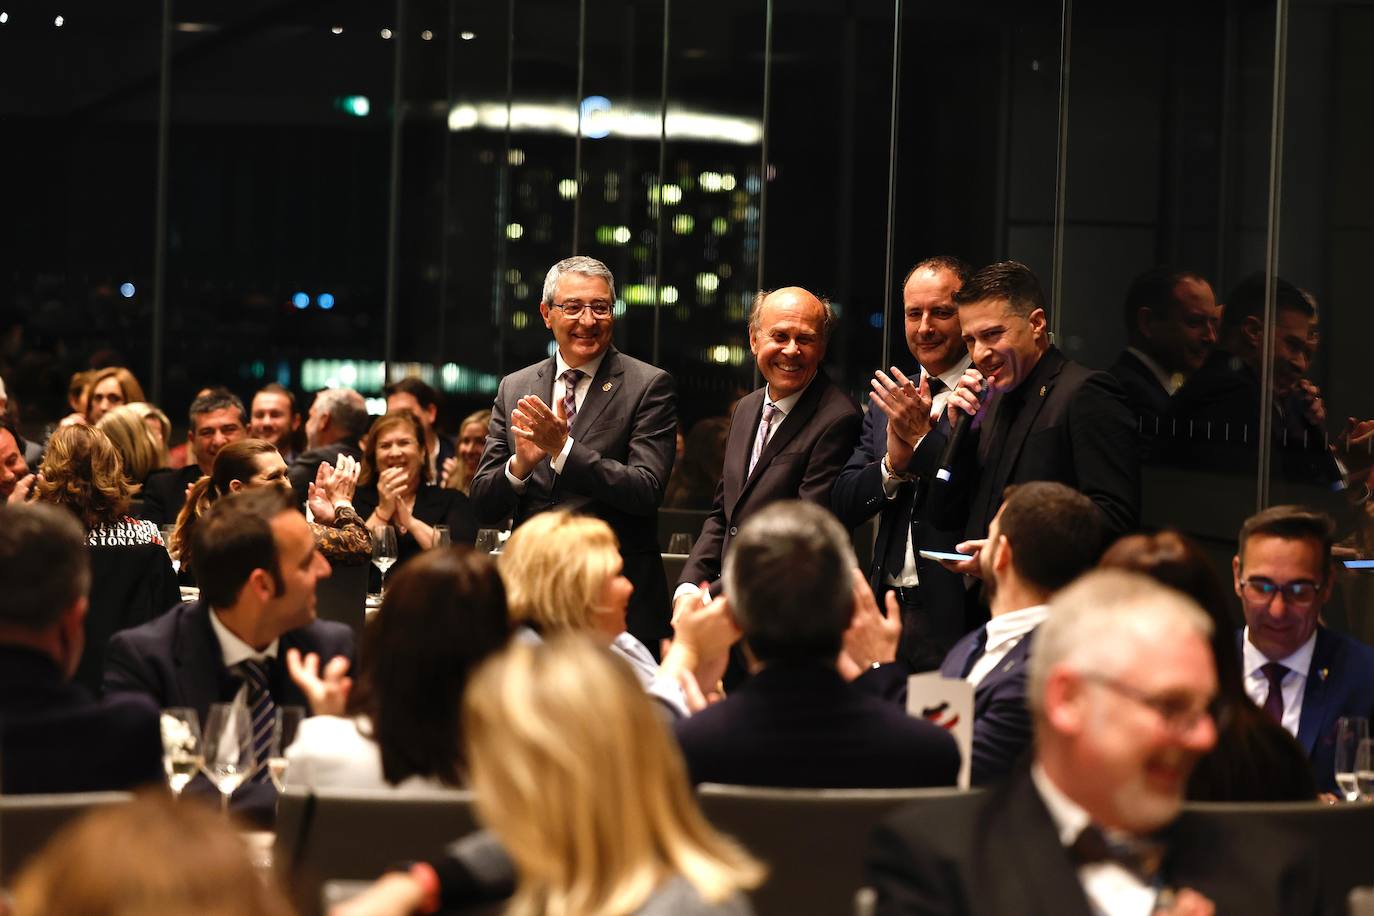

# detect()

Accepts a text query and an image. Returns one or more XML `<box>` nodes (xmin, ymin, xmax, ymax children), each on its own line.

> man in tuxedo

<box><xmin>0</xmin><ymin>503</ymin><xmax>163</xmax><ymax>794</ymax></box>
<box><xmin>1234</xmin><ymin>504</ymin><xmax>1374</xmax><ymax>793</ymax></box>
<box><xmin>249</xmin><ymin>383</ymin><xmax>303</xmax><ymax>464</ymax></box>
<box><xmin>1106</xmin><ymin>267</ymin><xmax>1220</xmax><ymax>427</ymax></box>
<box><xmin>470</xmin><ymin>256</ymin><xmax>677</xmax><ymax>647</ymax></box>
<box><xmin>675</xmin><ymin>286</ymin><xmax>861</xmax><ymax>614</ymax></box>
<box><xmin>850</xmin><ymin>481</ymin><xmax>1104</xmax><ymax>785</ymax></box>
<box><xmin>289</xmin><ymin>387</ymin><xmax>370</xmax><ymax>503</ymax></box>
<box><xmin>673</xmin><ymin>500</ymin><xmax>959</xmax><ymax>788</ymax></box>
<box><xmin>386</xmin><ymin>376</ymin><xmax>455</xmax><ymax>484</ymax></box>
<box><xmin>938</xmin><ymin>261</ymin><xmax>1139</xmax><ymax>550</ymax></box>
<box><xmin>833</xmin><ymin>256</ymin><xmax>973</xmax><ymax>669</ymax></box>
<box><xmin>867</xmin><ymin>569</ymin><xmax>1321</xmax><ymax>916</ymax></box>
<box><xmin>143</xmin><ymin>387</ymin><xmax>248</xmax><ymax>524</ymax></box>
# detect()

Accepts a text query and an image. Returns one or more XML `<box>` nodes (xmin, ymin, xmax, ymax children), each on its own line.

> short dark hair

<box><xmin>0</xmin><ymin>503</ymin><xmax>90</xmax><ymax>630</ymax></box>
<box><xmin>188</xmin><ymin>387</ymin><xmax>246</xmax><ymax>428</ymax></box>
<box><xmin>254</xmin><ymin>383</ymin><xmax>297</xmax><ymax>414</ymax></box>
<box><xmin>1</xmin><ymin>410</ymin><xmax>27</xmax><ymax>454</ymax></box>
<box><xmin>1221</xmin><ymin>273</ymin><xmax>1313</xmax><ymax>332</ymax></box>
<box><xmin>952</xmin><ymin>260</ymin><xmax>1048</xmax><ymax>321</ymax></box>
<box><xmin>193</xmin><ymin>487</ymin><xmax>296</xmax><ymax>608</ymax></box>
<box><xmin>996</xmin><ymin>482</ymin><xmax>1104</xmax><ymax>593</ymax></box>
<box><xmin>1121</xmin><ymin>266</ymin><xmax>1206</xmax><ymax>335</ymax></box>
<box><xmin>1237</xmin><ymin>504</ymin><xmax>1334</xmax><ymax>571</ymax></box>
<box><xmin>383</xmin><ymin>377</ymin><xmax>439</xmax><ymax>411</ymax></box>
<box><xmin>903</xmin><ymin>255</ymin><xmax>973</xmax><ymax>290</ymax></box>
<box><xmin>723</xmin><ymin>500</ymin><xmax>854</xmax><ymax>664</ymax></box>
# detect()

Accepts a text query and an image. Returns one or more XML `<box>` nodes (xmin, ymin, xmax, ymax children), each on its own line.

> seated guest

<box><xmin>1</xmin><ymin>410</ymin><xmax>36</xmax><ymax>503</ymax></box>
<box><xmin>171</xmin><ymin>438</ymin><xmax>370</xmax><ymax>576</ymax></box>
<box><xmin>333</xmin><ymin>637</ymin><xmax>763</xmax><ymax>916</ymax></box>
<box><xmin>128</xmin><ymin>400</ymin><xmax>173</xmax><ymax>467</ymax></box>
<box><xmin>1232</xmin><ymin>504</ymin><xmax>1374</xmax><ymax>793</ymax></box>
<box><xmin>673</xmin><ymin>500</ymin><xmax>960</xmax><ymax>788</ymax></box>
<box><xmin>284</xmin><ymin>547</ymin><xmax>511</xmax><ymax>789</ymax></box>
<box><xmin>142</xmin><ymin>387</ymin><xmax>247</xmax><ymax>524</ymax></box>
<box><xmin>385</xmin><ymin>376</ymin><xmax>455</xmax><ymax>485</ymax></box>
<box><xmin>104</xmin><ymin>488</ymin><xmax>354</xmax><ymax>815</ymax></box>
<box><xmin>867</xmin><ymin>570</ymin><xmax>1321</xmax><ymax>915</ymax></box>
<box><xmin>499</xmin><ymin>510</ymin><xmax>737</xmax><ymax>719</ymax></box>
<box><xmin>7</xmin><ymin>793</ymin><xmax>294</xmax><ymax>916</ymax></box>
<box><xmin>96</xmin><ymin>403</ymin><xmax>165</xmax><ymax>494</ymax></box>
<box><xmin>353</xmin><ymin>410</ymin><xmax>478</xmax><ymax>568</ymax></box>
<box><xmin>850</xmin><ymin>482</ymin><xmax>1104</xmax><ymax>786</ymax></box>
<box><xmin>443</xmin><ymin>407</ymin><xmax>490</xmax><ymax>495</ymax></box>
<box><xmin>81</xmin><ymin>365</ymin><xmax>147</xmax><ymax>425</ymax></box>
<box><xmin>0</xmin><ymin>503</ymin><xmax>163</xmax><ymax>794</ymax></box>
<box><xmin>248</xmin><ymin>382</ymin><xmax>303</xmax><ymax>463</ymax></box>
<box><xmin>1100</xmin><ymin>529</ymin><xmax>1315</xmax><ymax>801</ymax></box>
<box><xmin>0</xmin><ymin>375</ymin><xmax>43</xmax><ymax>469</ymax></box>
<box><xmin>289</xmin><ymin>386</ymin><xmax>369</xmax><ymax>502</ymax></box>
<box><xmin>34</xmin><ymin>424</ymin><xmax>179</xmax><ymax>692</ymax></box>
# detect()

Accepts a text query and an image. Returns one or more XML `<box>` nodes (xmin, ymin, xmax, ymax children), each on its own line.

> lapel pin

<box><xmin>1039</xmin><ymin>385</ymin><xmax>1047</xmax><ymax>397</ymax></box>
<box><xmin>602</xmin><ymin>381</ymin><xmax>613</xmax><ymax>392</ymax></box>
<box><xmin>1320</xmin><ymin>667</ymin><xmax>1329</xmax><ymax>681</ymax></box>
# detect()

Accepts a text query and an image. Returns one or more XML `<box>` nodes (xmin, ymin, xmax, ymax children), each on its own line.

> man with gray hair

<box><xmin>672</xmin><ymin>500</ymin><xmax>958</xmax><ymax>788</ymax></box>
<box><xmin>289</xmin><ymin>386</ymin><xmax>369</xmax><ymax>502</ymax></box>
<box><xmin>868</xmin><ymin>570</ymin><xmax>1320</xmax><ymax>915</ymax></box>
<box><xmin>471</xmin><ymin>255</ymin><xmax>678</xmax><ymax>648</ymax></box>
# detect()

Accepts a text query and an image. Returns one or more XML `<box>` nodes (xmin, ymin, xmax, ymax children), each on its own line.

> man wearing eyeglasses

<box><xmin>470</xmin><ymin>256</ymin><xmax>677</xmax><ymax>649</ymax></box>
<box><xmin>1234</xmin><ymin>504</ymin><xmax>1374</xmax><ymax>793</ymax></box>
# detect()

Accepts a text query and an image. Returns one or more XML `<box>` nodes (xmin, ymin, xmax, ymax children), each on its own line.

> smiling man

<box><xmin>675</xmin><ymin>286</ymin><xmax>861</xmax><ymax>615</ymax></box>
<box><xmin>142</xmin><ymin>388</ymin><xmax>248</xmax><ymax>524</ymax></box>
<box><xmin>470</xmin><ymin>256</ymin><xmax>678</xmax><ymax>648</ymax></box>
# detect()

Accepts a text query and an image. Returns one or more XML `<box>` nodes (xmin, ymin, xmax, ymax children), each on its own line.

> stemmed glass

<box><xmin>159</xmin><ymin>707</ymin><xmax>202</xmax><ymax>797</ymax></box>
<box><xmin>267</xmin><ymin>706</ymin><xmax>306</xmax><ymax>792</ymax></box>
<box><xmin>202</xmin><ymin>702</ymin><xmax>255</xmax><ymax>814</ymax></box>
<box><xmin>1335</xmin><ymin>716</ymin><xmax>1369</xmax><ymax>802</ymax></box>
<box><xmin>372</xmin><ymin>527</ymin><xmax>398</xmax><ymax>598</ymax></box>
<box><xmin>1357</xmin><ymin>739</ymin><xmax>1374</xmax><ymax>803</ymax></box>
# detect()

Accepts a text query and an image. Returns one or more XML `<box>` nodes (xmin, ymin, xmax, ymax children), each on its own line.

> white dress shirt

<box><xmin>1032</xmin><ymin>764</ymin><xmax>1158</xmax><ymax>916</ymax></box>
<box><xmin>209</xmin><ymin>610</ymin><xmax>279</xmax><ymax>710</ymax></box>
<box><xmin>1125</xmin><ymin>346</ymin><xmax>1184</xmax><ymax>396</ymax></box>
<box><xmin>879</xmin><ymin>354</ymin><xmax>972</xmax><ymax>587</ymax></box>
<box><xmin>966</xmin><ymin>603</ymin><xmax>1049</xmax><ymax>688</ymax></box>
<box><xmin>505</xmin><ymin>349</ymin><xmax>607</xmax><ymax>490</ymax></box>
<box><xmin>1241</xmin><ymin>628</ymin><xmax>1317</xmax><ymax>738</ymax></box>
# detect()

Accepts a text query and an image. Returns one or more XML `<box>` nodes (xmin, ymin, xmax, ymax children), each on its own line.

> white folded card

<box><xmin>906</xmin><ymin>672</ymin><xmax>974</xmax><ymax>789</ymax></box>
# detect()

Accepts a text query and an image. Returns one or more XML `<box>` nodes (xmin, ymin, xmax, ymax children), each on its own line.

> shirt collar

<box><xmin>1242</xmin><ymin>626</ymin><xmax>1317</xmax><ymax>680</ymax></box>
<box><xmin>1031</xmin><ymin>762</ymin><xmax>1092</xmax><ymax>847</ymax></box>
<box><xmin>1126</xmin><ymin>346</ymin><xmax>1183</xmax><ymax>395</ymax></box>
<box><xmin>555</xmin><ymin>349</ymin><xmax>607</xmax><ymax>383</ymax></box>
<box><xmin>763</xmin><ymin>382</ymin><xmax>809</xmax><ymax>417</ymax></box>
<box><xmin>984</xmin><ymin>603</ymin><xmax>1050</xmax><ymax>652</ymax></box>
<box><xmin>209</xmin><ymin>610</ymin><xmax>279</xmax><ymax>670</ymax></box>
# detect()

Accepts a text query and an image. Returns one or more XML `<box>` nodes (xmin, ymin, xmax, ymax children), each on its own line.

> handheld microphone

<box><xmin>935</xmin><ymin>382</ymin><xmax>989</xmax><ymax>483</ymax></box>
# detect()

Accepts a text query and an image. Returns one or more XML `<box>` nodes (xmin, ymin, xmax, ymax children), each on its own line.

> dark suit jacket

<box><xmin>680</xmin><ymin>370</ymin><xmax>861</xmax><ymax>587</ymax></box>
<box><xmin>831</xmin><ymin>380</ymin><xmax>967</xmax><ymax>659</ymax></box>
<box><xmin>928</xmin><ymin>347</ymin><xmax>1140</xmax><ymax>542</ymax></box>
<box><xmin>470</xmin><ymin>347</ymin><xmax>677</xmax><ymax>643</ymax></box>
<box><xmin>867</xmin><ymin>767</ymin><xmax>1322</xmax><ymax>916</ymax></box>
<box><xmin>77</xmin><ymin>542</ymin><xmax>182</xmax><ymax>695</ymax></box>
<box><xmin>673</xmin><ymin>663</ymin><xmax>959</xmax><ymax>788</ymax></box>
<box><xmin>0</xmin><ymin>646</ymin><xmax>164</xmax><ymax>794</ymax></box>
<box><xmin>140</xmin><ymin>465</ymin><xmax>202</xmax><ymax>525</ymax></box>
<box><xmin>1107</xmin><ymin>348</ymin><xmax>1172</xmax><ymax>424</ymax></box>
<box><xmin>289</xmin><ymin>441</ymin><xmax>365</xmax><ymax>504</ymax></box>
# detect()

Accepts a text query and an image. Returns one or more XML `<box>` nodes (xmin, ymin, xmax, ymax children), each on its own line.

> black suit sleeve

<box><xmin>679</xmin><ymin>474</ymin><xmax>729</xmax><ymax>587</ymax></box>
<box><xmin>831</xmin><ymin>406</ymin><xmax>888</xmax><ymax>529</ymax></box>
<box><xmin>102</xmin><ymin>630</ymin><xmax>162</xmax><ymax>702</ymax></box>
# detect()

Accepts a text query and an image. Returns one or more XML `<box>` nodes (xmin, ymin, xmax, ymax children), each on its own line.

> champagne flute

<box><xmin>474</xmin><ymin>528</ymin><xmax>502</xmax><ymax>555</ymax></box>
<box><xmin>1335</xmin><ymin>716</ymin><xmax>1369</xmax><ymax>802</ymax></box>
<box><xmin>1357</xmin><ymin>738</ymin><xmax>1374</xmax><ymax>802</ymax></box>
<box><xmin>267</xmin><ymin>706</ymin><xmax>306</xmax><ymax>792</ymax></box>
<box><xmin>159</xmin><ymin>707</ymin><xmax>202</xmax><ymax>797</ymax></box>
<box><xmin>202</xmin><ymin>702</ymin><xmax>255</xmax><ymax>814</ymax></box>
<box><xmin>372</xmin><ymin>527</ymin><xmax>398</xmax><ymax>597</ymax></box>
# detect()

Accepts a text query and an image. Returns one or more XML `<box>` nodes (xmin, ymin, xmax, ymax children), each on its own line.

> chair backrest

<box><xmin>275</xmin><ymin>785</ymin><xmax>481</xmax><ymax>916</ymax></box>
<box><xmin>658</xmin><ymin>508</ymin><xmax>711</xmax><ymax>548</ymax></box>
<box><xmin>314</xmin><ymin>562</ymin><xmax>368</xmax><ymax>639</ymax></box>
<box><xmin>1185</xmin><ymin>800</ymin><xmax>1374</xmax><ymax>907</ymax></box>
<box><xmin>0</xmin><ymin>791</ymin><xmax>133</xmax><ymax>884</ymax></box>
<box><xmin>81</xmin><ymin>542</ymin><xmax>180</xmax><ymax>693</ymax></box>
<box><xmin>696</xmin><ymin>783</ymin><xmax>980</xmax><ymax>916</ymax></box>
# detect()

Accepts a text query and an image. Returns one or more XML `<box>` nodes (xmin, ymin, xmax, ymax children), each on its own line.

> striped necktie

<box><xmin>236</xmin><ymin>659</ymin><xmax>277</xmax><ymax>783</ymax></box>
<box><xmin>561</xmin><ymin>368</ymin><xmax>584</xmax><ymax>424</ymax></box>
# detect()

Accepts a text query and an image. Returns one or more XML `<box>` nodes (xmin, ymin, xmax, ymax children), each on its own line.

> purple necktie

<box><xmin>1261</xmin><ymin>661</ymin><xmax>1288</xmax><ymax>724</ymax></box>
<box><xmin>748</xmin><ymin>402</ymin><xmax>780</xmax><ymax>477</ymax></box>
<box><xmin>560</xmin><ymin>369</ymin><xmax>583</xmax><ymax>425</ymax></box>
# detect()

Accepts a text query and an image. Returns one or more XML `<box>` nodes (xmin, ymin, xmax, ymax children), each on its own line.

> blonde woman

<box><xmin>498</xmin><ymin>510</ymin><xmax>738</xmax><ymax>719</ymax></box>
<box><xmin>95</xmin><ymin>403</ymin><xmax>164</xmax><ymax>490</ymax></box>
<box><xmin>442</xmin><ymin>408</ymin><xmax>491</xmax><ymax>494</ymax></box>
<box><xmin>334</xmin><ymin>637</ymin><xmax>763</xmax><ymax>916</ymax></box>
<box><xmin>127</xmin><ymin>400</ymin><xmax>173</xmax><ymax>466</ymax></box>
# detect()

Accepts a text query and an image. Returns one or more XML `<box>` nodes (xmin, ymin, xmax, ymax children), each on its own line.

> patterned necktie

<box><xmin>1261</xmin><ymin>661</ymin><xmax>1288</xmax><ymax>724</ymax></box>
<box><xmin>748</xmin><ymin>402</ymin><xmax>780</xmax><ymax>477</ymax></box>
<box><xmin>560</xmin><ymin>368</ymin><xmax>584</xmax><ymax>425</ymax></box>
<box><xmin>236</xmin><ymin>659</ymin><xmax>277</xmax><ymax>783</ymax></box>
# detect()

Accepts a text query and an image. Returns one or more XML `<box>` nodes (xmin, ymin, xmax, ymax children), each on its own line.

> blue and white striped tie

<box><xmin>236</xmin><ymin>659</ymin><xmax>277</xmax><ymax>784</ymax></box>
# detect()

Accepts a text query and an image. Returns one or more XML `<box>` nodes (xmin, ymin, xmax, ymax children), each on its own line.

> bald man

<box><xmin>675</xmin><ymin>287</ymin><xmax>861</xmax><ymax>612</ymax></box>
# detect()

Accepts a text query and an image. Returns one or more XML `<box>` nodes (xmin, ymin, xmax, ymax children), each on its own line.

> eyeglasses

<box><xmin>550</xmin><ymin>299</ymin><xmax>613</xmax><ymax>319</ymax></box>
<box><xmin>1238</xmin><ymin>577</ymin><xmax>1323</xmax><ymax>608</ymax></box>
<box><xmin>1082</xmin><ymin>673</ymin><xmax>1221</xmax><ymax>735</ymax></box>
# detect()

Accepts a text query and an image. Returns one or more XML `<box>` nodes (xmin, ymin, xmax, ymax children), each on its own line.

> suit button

<box><xmin>728</xmin><ymin>526</ymin><xmax>738</xmax><ymax>536</ymax></box>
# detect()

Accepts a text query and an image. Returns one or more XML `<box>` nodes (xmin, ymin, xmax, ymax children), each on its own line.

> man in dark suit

<box><xmin>0</xmin><ymin>503</ymin><xmax>164</xmax><ymax>794</ymax></box>
<box><xmin>289</xmin><ymin>387</ymin><xmax>370</xmax><ymax>503</ymax></box>
<box><xmin>850</xmin><ymin>482</ymin><xmax>1105</xmax><ymax>786</ymax></box>
<box><xmin>1106</xmin><ymin>266</ymin><xmax>1220</xmax><ymax>430</ymax></box>
<box><xmin>833</xmin><ymin>256</ymin><xmax>973</xmax><ymax>670</ymax></box>
<box><xmin>1233</xmin><ymin>504</ymin><xmax>1374</xmax><ymax>793</ymax></box>
<box><xmin>867</xmin><ymin>570</ymin><xmax>1322</xmax><ymax>916</ymax></box>
<box><xmin>105</xmin><ymin>487</ymin><xmax>353</xmax><ymax>818</ymax></box>
<box><xmin>673</xmin><ymin>500</ymin><xmax>958</xmax><ymax>788</ymax></box>
<box><xmin>142</xmin><ymin>387</ymin><xmax>247</xmax><ymax>524</ymax></box>
<box><xmin>937</xmin><ymin>261</ymin><xmax>1139</xmax><ymax>553</ymax></box>
<box><xmin>674</xmin><ymin>286</ymin><xmax>861</xmax><ymax>616</ymax></box>
<box><xmin>470</xmin><ymin>256</ymin><xmax>677</xmax><ymax>647</ymax></box>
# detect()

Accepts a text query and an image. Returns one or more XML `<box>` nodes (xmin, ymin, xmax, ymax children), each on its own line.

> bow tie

<box><xmin>1069</xmin><ymin>824</ymin><xmax>1166</xmax><ymax>883</ymax></box>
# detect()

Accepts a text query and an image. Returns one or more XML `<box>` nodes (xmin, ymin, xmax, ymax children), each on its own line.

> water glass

<box><xmin>1335</xmin><ymin>716</ymin><xmax>1369</xmax><ymax>802</ymax></box>
<box><xmin>474</xmin><ymin>528</ymin><xmax>502</xmax><ymax>555</ymax></box>
<box><xmin>432</xmin><ymin>524</ymin><xmax>451</xmax><ymax>549</ymax></box>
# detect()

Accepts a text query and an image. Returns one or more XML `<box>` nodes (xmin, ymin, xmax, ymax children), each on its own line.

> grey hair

<box><xmin>723</xmin><ymin>500</ymin><xmax>856</xmax><ymax>663</ymax></box>
<box><xmin>746</xmin><ymin>289</ymin><xmax>837</xmax><ymax>342</ymax></box>
<box><xmin>1026</xmin><ymin>569</ymin><xmax>1214</xmax><ymax>718</ymax></box>
<box><xmin>312</xmin><ymin>387</ymin><xmax>370</xmax><ymax>439</ymax></box>
<box><xmin>541</xmin><ymin>256</ymin><xmax>617</xmax><ymax>305</ymax></box>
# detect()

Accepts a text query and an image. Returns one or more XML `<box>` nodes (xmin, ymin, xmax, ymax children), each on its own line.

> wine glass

<box><xmin>159</xmin><ymin>707</ymin><xmax>202</xmax><ymax>797</ymax></box>
<box><xmin>159</xmin><ymin>524</ymin><xmax>179</xmax><ymax>571</ymax></box>
<box><xmin>267</xmin><ymin>706</ymin><xmax>306</xmax><ymax>792</ymax></box>
<box><xmin>372</xmin><ymin>527</ymin><xmax>398</xmax><ymax>597</ymax></box>
<box><xmin>474</xmin><ymin>528</ymin><xmax>502</xmax><ymax>555</ymax></box>
<box><xmin>202</xmin><ymin>702</ymin><xmax>255</xmax><ymax>814</ymax></box>
<box><xmin>432</xmin><ymin>524</ymin><xmax>451</xmax><ymax>549</ymax></box>
<box><xmin>667</xmin><ymin>533</ymin><xmax>694</xmax><ymax>555</ymax></box>
<box><xmin>1357</xmin><ymin>739</ymin><xmax>1374</xmax><ymax>802</ymax></box>
<box><xmin>1335</xmin><ymin>716</ymin><xmax>1369</xmax><ymax>802</ymax></box>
